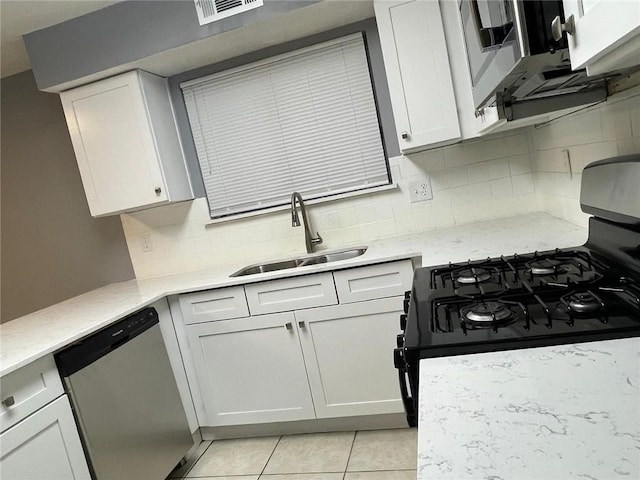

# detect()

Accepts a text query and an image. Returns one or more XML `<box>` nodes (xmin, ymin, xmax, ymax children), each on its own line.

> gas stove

<box><xmin>395</xmin><ymin>155</ymin><xmax>640</xmax><ymax>427</ymax></box>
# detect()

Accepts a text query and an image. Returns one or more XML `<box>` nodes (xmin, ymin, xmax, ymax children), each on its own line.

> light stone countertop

<box><xmin>417</xmin><ymin>338</ymin><xmax>640</xmax><ymax>480</ymax></box>
<box><xmin>0</xmin><ymin>212</ymin><xmax>587</xmax><ymax>377</ymax></box>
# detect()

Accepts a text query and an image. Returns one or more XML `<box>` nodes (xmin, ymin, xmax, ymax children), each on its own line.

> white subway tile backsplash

<box><xmin>600</xmin><ymin>102</ymin><xmax>633</xmax><ymax>140</ymax></box>
<box><xmin>532</xmin><ymin>106</ymin><xmax>603</xmax><ymax>150</ymax></box>
<box><xmin>487</xmin><ymin>159</ymin><xmax>511</xmax><ymax>179</ymax></box>
<box><xmin>630</xmin><ymin>96</ymin><xmax>640</xmax><ymax>137</ymax></box>
<box><xmin>419</xmin><ymin>149</ymin><xmax>446</xmax><ymax>172</ymax></box>
<box><xmin>452</xmin><ymin>205</ymin><xmax>476</xmax><ymax>225</ymax></box>
<box><xmin>449</xmin><ymin>186</ymin><xmax>474</xmax><ymax>207</ymax></box>
<box><xmin>445</xmin><ymin>166</ymin><xmax>469</xmax><ymax>188</ymax></box>
<box><xmin>467</xmin><ymin>163</ymin><xmax>490</xmax><ymax>183</ymax></box>
<box><xmin>394</xmin><ymin>214</ymin><xmax>419</xmax><ymax>235</ymax></box>
<box><xmin>470</xmin><ymin>181</ymin><xmax>493</xmax><ymax>200</ymax></box>
<box><xmin>508</xmin><ymin>154</ymin><xmax>533</xmax><ymax>175</ymax></box>
<box><xmin>121</xmin><ymin>89</ymin><xmax>639</xmax><ymax>278</ymax></box>
<box><xmin>490</xmin><ymin>177</ymin><xmax>513</xmax><ymax>198</ymax></box>
<box><xmin>511</xmin><ymin>174</ymin><xmax>535</xmax><ymax>196</ymax></box>
<box><xmin>443</xmin><ymin>139</ymin><xmax>483</xmax><ymax>166</ymax></box>
<box><xmin>533</xmin><ymin>149</ymin><xmax>571</xmax><ymax>173</ymax></box>
<box><xmin>500</xmin><ymin>132</ymin><xmax>529</xmax><ymax>156</ymax></box>
<box><xmin>569</xmin><ymin>141</ymin><xmax>618</xmax><ymax>172</ymax></box>
<box><xmin>441</xmin><ymin>143</ymin><xmax>468</xmax><ymax>167</ymax></box>
<box><xmin>321</xmin><ymin>225</ymin><xmax>362</xmax><ymax>246</ymax></box>
<box><xmin>400</xmin><ymin>156</ymin><xmax>427</xmax><ymax>178</ymax></box>
<box><xmin>617</xmin><ymin>138</ymin><xmax>637</xmax><ymax>155</ymax></box>
<box><xmin>428</xmin><ymin>171</ymin><xmax>449</xmax><ymax>192</ymax></box>
<box><xmin>430</xmin><ymin>207</ymin><xmax>456</xmax><ymax>230</ymax></box>
<box><xmin>357</xmin><ymin>202</ymin><xmax>394</xmax><ymax>224</ymax></box>
<box><xmin>359</xmin><ymin>219</ymin><xmax>397</xmax><ymax>240</ymax></box>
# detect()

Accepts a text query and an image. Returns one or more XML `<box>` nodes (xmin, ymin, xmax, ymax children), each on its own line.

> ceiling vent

<box><xmin>194</xmin><ymin>0</ymin><xmax>264</xmax><ymax>25</ymax></box>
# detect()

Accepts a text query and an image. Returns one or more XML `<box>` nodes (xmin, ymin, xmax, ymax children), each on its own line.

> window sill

<box><xmin>204</xmin><ymin>183</ymin><xmax>398</xmax><ymax>226</ymax></box>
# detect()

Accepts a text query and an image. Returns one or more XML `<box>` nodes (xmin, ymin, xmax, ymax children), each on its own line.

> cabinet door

<box><xmin>563</xmin><ymin>0</ymin><xmax>640</xmax><ymax>74</ymax></box>
<box><xmin>0</xmin><ymin>395</ymin><xmax>91</xmax><ymax>480</ymax></box>
<box><xmin>186</xmin><ymin>312</ymin><xmax>315</xmax><ymax>426</ymax></box>
<box><xmin>375</xmin><ymin>0</ymin><xmax>461</xmax><ymax>152</ymax></box>
<box><xmin>60</xmin><ymin>71</ymin><xmax>167</xmax><ymax>216</ymax></box>
<box><xmin>295</xmin><ymin>297</ymin><xmax>404</xmax><ymax>418</ymax></box>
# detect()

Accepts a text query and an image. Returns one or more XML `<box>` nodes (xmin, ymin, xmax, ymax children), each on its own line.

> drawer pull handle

<box><xmin>285</xmin><ymin>322</ymin><xmax>293</xmax><ymax>330</ymax></box>
<box><xmin>2</xmin><ymin>396</ymin><xmax>15</xmax><ymax>407</ymax></box>
<box><xmin>298</xmin><ymin>321</ymin><xmax>306</xmax><ymax>329</ymax></box>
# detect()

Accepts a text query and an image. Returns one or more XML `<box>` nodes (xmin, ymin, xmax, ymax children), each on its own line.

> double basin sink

<box><xmin>230</xmin><ymin>247</ymin><xmax>368</xmax><ymax>277</ymax></box>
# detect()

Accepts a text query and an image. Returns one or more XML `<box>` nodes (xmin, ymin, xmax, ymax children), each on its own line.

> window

<box><xmin>181</xmin><ymin>33</ymin><xmax>389</xmax><ymax>219</ymax></box>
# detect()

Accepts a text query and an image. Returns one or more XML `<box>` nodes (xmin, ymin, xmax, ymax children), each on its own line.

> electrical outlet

<box><xmin>409</xmin><ymin>178</ymin><xmax>433</xmax><ymax>203</ymax></box>
<box><xmin>141</xmin><ymin>232</ymin><xmax>153</xmax><ymax>252</ymax></box>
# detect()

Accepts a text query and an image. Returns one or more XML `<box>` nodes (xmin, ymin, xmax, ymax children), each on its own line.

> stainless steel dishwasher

<box><xmin>55</xmin><ymin>307</ymin><xmax>193</xmax><ymax>480</ymax></box>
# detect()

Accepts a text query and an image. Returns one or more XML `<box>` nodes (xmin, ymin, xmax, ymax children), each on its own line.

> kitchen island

<box><xmin>417</xmin><ymin>337</ymin><xmax>640</xmax><ymax>479</ymax></box>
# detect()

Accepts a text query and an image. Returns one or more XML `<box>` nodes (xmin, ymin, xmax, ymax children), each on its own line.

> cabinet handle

<box><xmin>298</xmin><ymin>321</ymin><xmax>306</xmax><ymax>329</ymax></box>
<box><xmin>285</xmin><ymin>322</ymin><xmax>293</xmax><ymax>330</ymax></box>
<box><xmin>154</xmin><ymin>187</ymin><xmax>162</xmax><ymax>195</ymax></box>
<box><xmin>551</xmin><ymin>14</ymin><xmax>575</xmax><ymax>42</ymax></box>
<box><xmin>2</xmin><ymin>396</ymin><xmax>15</xmax><ymax>407</ymax></box>
<box><xmin>401</xmin><ymin>131</ymin><xmax>409</xmax><ymax>140</ymax></box>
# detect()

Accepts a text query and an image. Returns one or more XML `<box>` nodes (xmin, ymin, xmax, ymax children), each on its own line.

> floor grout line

<box><xmin>341</xmin><ymin>430</ymin><xmax>358</xmax><ymax>480</ymax></box>
<box><xmin>257</xmin><ymin>434</ymin><xmax>282</xmax><ymax>479</ymax></box>
<box><xmin>173</xmin><ymin>439</ymin><xmax>214</xmax><ymax>479</ymax></box>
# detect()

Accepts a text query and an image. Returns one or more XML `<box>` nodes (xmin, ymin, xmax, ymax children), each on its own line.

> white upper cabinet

<box><xmin>375</xmin><ymin>0</ymin><xmax>503</xmax><ymax>153</ymax></box>
<box><xmin>375</xmin><ymin>0</ymin><xmax>461</xmax><ymax>153</ymax></box>
<box><xmin>60</xmin><ymin>70</ymin><xmax>193</xmax><ymax>217</ymax></box>
<box><xmin>562</xmin><ymin>0</ymin><xmax>640</xmax><ymax>75</ymax></box>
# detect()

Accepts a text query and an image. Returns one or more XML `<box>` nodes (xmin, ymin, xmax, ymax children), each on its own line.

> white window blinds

<box><xmin>181</xmin><ymin>33</ymin><xmax>389</xmax><ymax>219</ymax></box>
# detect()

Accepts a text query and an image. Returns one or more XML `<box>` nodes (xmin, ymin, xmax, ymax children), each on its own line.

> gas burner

<box><xmin>561</xmin><ymin>291</ymin><xmax>604</xmax><ymax>316</ymax></box>
<box><xmin>527</xmin><ymin>259</ymin><xmax>564</xmax><ymax>276</ymax></box>
<box><xmin>454</xmin><ymin>267</ymin><xmax>491</xmax><ymax>284</ymax></box>
<box><xmin>461</xmin><ymin>301</ymin><xmax>514</xmax><ymax>326</ymax></box>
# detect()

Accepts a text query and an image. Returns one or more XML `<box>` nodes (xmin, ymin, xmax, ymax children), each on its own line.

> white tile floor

<box><xmin>169</xmin><ymin>428</ymin><xmax>417</xmax><ymax>480</ymax></box>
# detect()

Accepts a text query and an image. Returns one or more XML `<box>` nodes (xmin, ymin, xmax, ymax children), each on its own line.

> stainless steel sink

<box><xmin>297</xmin><ymin>248</ymin><xmax>368</xmax><ymax>266</ymax></box>
<box><xmin>230</xmin><ymin>247</ymin><xmax>368</xmax><ymax>277</ymax></box>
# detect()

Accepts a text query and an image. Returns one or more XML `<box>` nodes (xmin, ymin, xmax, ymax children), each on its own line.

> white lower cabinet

<box><xmin>0</xmin><ymin>395</ymin><xmax>91</xmax><ymax>480</ymax></box>
<box><xmin>177</xmin><ymin>260</ymin><xmax>414</xmax><ymax>428</ymax></box>
<box><xmin>295</xmin><ymin>297</ymin><xmax>404</xmax><ymax>418</ymax></box>
<box><xmin>186</xmin><ymin>312</ymin><xmax>316</xmax><ymax>426</ymax></box>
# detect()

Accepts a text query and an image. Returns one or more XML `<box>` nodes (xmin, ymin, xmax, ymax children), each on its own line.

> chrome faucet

<box><xmin>290</xmin><ymin>192</ymin><xmax>323</xmax><ymax>254</ymax></box>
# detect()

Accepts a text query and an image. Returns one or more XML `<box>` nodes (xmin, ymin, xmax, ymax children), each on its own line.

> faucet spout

<box><xmin>290</xmin><ymin>192</ymin><xmax>323</xmax><ymax>254</ymax></box>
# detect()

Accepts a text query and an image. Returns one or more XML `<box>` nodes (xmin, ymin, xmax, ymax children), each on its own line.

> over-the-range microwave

<box><xmin>459</xmin><ymin>0</ymin><xmax>608</xmax><ymax>121</ymax></box>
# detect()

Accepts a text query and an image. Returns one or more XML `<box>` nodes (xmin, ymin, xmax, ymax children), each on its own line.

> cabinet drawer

<box><xmin>333</xmin><ymin>259</ymin><xmax>413</xmax><ymax>303</ymax></box>
<box><xmin>179</xmin><ymin>286</ymin><xmax>249</xmax><ymax>325</ymax></box>
<box><xmin>0</xmin><ymin>355</ymin><xmax>64</xmax><ymax>433</ymax></box>
<box><xmin>245</xmin><ymin>272</ymin><xmax>338</xmax><ymax>315</ymax></box>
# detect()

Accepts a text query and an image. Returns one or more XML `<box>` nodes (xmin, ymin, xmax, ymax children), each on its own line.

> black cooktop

<box><xmin>404</xmin><ymin>241</ymin><xmax>640</xmax><ymax>361</ymax></box>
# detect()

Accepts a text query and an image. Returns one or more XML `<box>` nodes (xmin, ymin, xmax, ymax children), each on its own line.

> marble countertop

<box><xmin>418</xmin><ymin>338</ymin><xmax>640</xmax><ymax>480</ymax></box>
<box><xmin>0</xmin><ymin>212</ymin><xmax>587</xmax><ymax>377</ymax></box>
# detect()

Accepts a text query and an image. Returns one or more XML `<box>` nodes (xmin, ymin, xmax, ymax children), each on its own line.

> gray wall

<box><xmin>169</xmin><ymin>18</ymin><xmax>401</xmax><ymax>197</ymax></box>
<box><xmin>24</xmin><ymin>0</ymin><xmax>320</xmax><ymax>91</ymax></box>
<box><xmin>1</xmin><ymin>71</ymin><xmax>135</xmax><ymax>323</ymax></box>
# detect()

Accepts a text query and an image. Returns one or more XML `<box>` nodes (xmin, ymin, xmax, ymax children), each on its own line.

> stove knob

<box><xmin>393</xmin><ymin>348</ymin><xmax>405</xmax><ymax>369</ymax></box>
<box><xmin>396</xmin><ymin>334</ymin><xmax>404</xmax><ymax>348</ymax></box>
<box><xmin>404</xmin><ymin>290</ymin><xmax>411</xmax><ymax>299</ymax></box>
<box><xmin>403</xmin><ymin>298</ymin><xmax>410</xmax><ymax>314</ymax></box>
<box><xmin>399</xmin><ymin>314</ymin><xmax>407</xmax><ymax>331</ymax></box>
